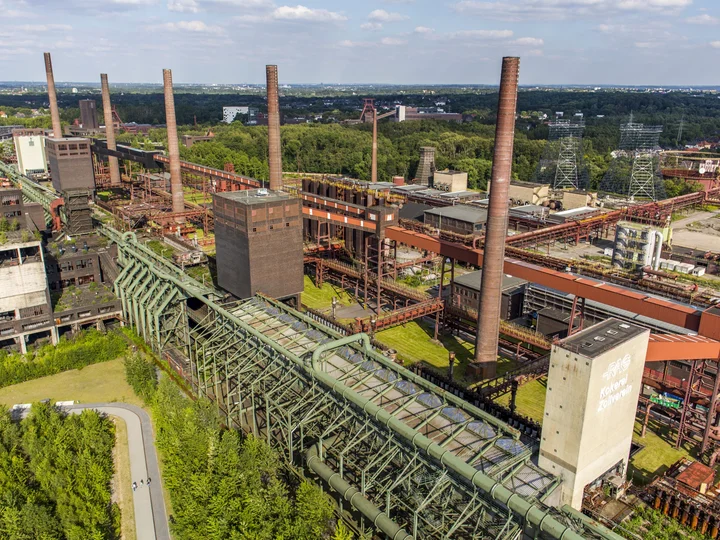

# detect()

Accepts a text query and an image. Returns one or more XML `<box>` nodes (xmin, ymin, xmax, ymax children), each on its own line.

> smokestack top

<box><xmin>162</xmin><ymin>67</ymin><xmax>185</xmax><ymax>219</ymax></box>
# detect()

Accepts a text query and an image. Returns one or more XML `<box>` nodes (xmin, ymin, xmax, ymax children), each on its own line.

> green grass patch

<box><xmin>496</xmin><ymin>377</ymin><xmax>547</xmax><ymax>422</ymax></box>
<box><xmin>629</xmin><ymin>418</ymin><xmax>694</xmax><ymax>485</ymax></box>
<box><xmin>376</xmin><ymin>320</ymin><xmax>513</xmax><ymax>382</ymax></box>
<box><xmin>301</xmin><ymin>275</ymin><xmax>355</xmax><ymax>311</ymax></box>
<box><xmin>0</xmin><ymin>356</ymin><xmax>143</xmax><ymax>407</ymax></box>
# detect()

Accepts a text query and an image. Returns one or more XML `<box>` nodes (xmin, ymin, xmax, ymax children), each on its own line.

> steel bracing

<box><xmin>533</xmin><ymin>119</ymin><xmax>587</xmax><ymax>190</ymax></box>
<box><xmin>106</xmin><ymin>228</ymin><xmax>619</xmax><ymax>540</ymax></box>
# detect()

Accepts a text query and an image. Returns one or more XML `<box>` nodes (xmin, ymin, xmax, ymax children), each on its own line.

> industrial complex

<box><xmin>2</xmin><ymin>50</ymin><xmax>720</xmax><ymax>539</ymax></box>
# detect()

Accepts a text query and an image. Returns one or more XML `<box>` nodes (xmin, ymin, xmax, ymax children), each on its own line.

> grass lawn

<box><xmin>496</xmin><ymin>377</ymin><xmax>548</xmax><ymax>423</ymax></box>
<box><xmin>301</xmin><ymin>275</ymin><xmax>355</xmax><ymax>311</ymax></box>
<box><xmin>112</xmin><ymin>416</ymin><xmax>136</xmax><ymax>540</ymax></box>
<box><xmin>0</xmin><ymin>357</ymin><xmax>143</xmax><ymax>408</ymax></box>
<box><xmin>629</xmin><ymin>418</ymin><xmax>694</xmax><ymax>485</ymax></box>
<box><xmin>376</xmin><ymin>320</ymin><xmax>513</xmax><ymax>382</ymax></box>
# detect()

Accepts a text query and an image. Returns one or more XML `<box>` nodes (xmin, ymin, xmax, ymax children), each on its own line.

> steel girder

<box><xmin>107</xmin><ymin>228</ymin><xmax>622</xmax><ymax>540</ymax></box>
<box><xmin>0</xmin><ymin>161</ymin><xmax>56</xmax><ymax>225</ymax></box>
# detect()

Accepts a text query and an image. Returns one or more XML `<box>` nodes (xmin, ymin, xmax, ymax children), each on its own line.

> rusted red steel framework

<box><xmin>154</xmin><ymin>155</ymin><xmax>260</xmax><ymax>191</ymax></box>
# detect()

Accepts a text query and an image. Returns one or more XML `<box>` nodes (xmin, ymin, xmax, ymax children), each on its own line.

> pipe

<box><xmin>100</xmin><ymin>74</ymin><xmax>121</xmax><ymax>187</ymax></box>
<box><xmin>559</xmin><ymin>506</ymin><xmax>626</xmax><ymax>540</ymax></box>
<box><xmin>43</xmin><ymin>52</ymin><xmax>63</xmax><ymax>138</ymax></box>
<box><xmin>111</xmin><ymin>229</ymin><xmax>610</xmax><ymax>540</ymax></box>
<box><xmin>306</xmin><ymin>441</ymin><xmax>411</xmax><ymax>540</ymax></box>
<box><xmin>472</xmin><ymin>56</ymin><xmax>520</xmax><ymax>380</ymax></box>
<box><xmin>652</xmin><ymin>230</ymin><xmax>663</xmax><ymax>271</ymax></box>
<box><xmin>162</xmin><ymin>68</ymin><xmax>185</xmax><ymax>221</ymax></box>
<box><xmin>371</xmin><ymin>108</ymin><xmax>378</xmax><ymax>183</ymax></box>
<box><xmin>266</xmin><ymin>65</ymin><xmax>282</xmax><ymax>191</ymax></box>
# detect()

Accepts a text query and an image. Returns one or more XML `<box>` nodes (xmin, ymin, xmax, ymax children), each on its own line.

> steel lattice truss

<box><xmin>105</xmin><ymin>227</ymin><xmax>619</xmax><ymax>540</ymax></box>
<box><xmin>532</xmin><ymin>120</ymin><xmax>588</xmax><ymax>190</ymax></box>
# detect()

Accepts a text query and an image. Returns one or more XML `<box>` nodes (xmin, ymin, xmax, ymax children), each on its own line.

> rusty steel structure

<box><xmin>100</xmin><ymin>73</ymin><xmax>121</xmax><ymax>187</ymax></box>
<box><xmin>43</xmin><ymin>52</ymin><xmax>63</xmax><ymax>138</ymax></box>
<box><xmin>266</xmin><ymin>65</ymin><xmax>282</xmax><ymax>191</ymax></box>
<box><xmin>162</xmin><ymin>68</ymin><xmax>185</xmax><ymax>220</ymax></box>
<box><xmin>472</xmin><ymin>57</ymin><xmax>520</xmax><ymax>380</ymax></box>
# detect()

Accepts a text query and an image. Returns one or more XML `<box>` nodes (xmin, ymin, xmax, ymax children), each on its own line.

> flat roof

<box><xmin>46</xmin><ymin>137</ymin><xmax>90</xmax><ymax>143</ymax></box>
<box><xmin>454</xmin><ymin>269</ymin><xmax>527</xmax><ymax>293</ymax></box>
<box><xmin>425</xmin><ymin>205</ymin><xmax>488</xmax><ymax>223</ymax></box>
<box><xmin>215</xmin><ymin>188</ymin><xmax>293</xmax><ymax>205</ymax></box>
<box><xmin>561</xmin><ymin>318</ymin><xmax>648</xmax><ymax>359</ymax></box>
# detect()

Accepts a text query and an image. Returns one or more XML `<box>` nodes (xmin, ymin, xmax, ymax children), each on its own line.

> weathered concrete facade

<box><xmin>539</xmin><ymin>318</ymin><xmax>650</xmax><ymax>509</ymax></box>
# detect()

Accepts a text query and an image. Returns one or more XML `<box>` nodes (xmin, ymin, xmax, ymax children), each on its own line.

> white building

<box><xmin>13</xmin><ymin>129</ymin><xmax>48</xmax><ymax>178</ymax></box>
<box><xmin>222</xmin><ymin>106</ymin><xmax>257</xmax><ymax>124</ymax></box>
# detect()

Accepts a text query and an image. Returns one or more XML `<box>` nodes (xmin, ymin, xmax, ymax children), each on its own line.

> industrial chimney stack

<box><xmin>43</xmin><ymin>52</ymin><xmax>63</xmax><ymax>138</ymax></box>
<box><xmin>162</xmin><ymin>68</ymin><xmax>185</xmax><ymax>221</ymax></box>
<box><xmin>266</xmin><ymin>65</ymin><xmax>282</xmax><ymax>191</ymax></box>
<box><xmin>100</xmin><ymin>74</ymin><xmax>121</xmax><ymax>187</ymax></box>
<box><xmin>471</xmin><ymin>56</ymin><xmax>521</xmax><ymax>380</ymax></box>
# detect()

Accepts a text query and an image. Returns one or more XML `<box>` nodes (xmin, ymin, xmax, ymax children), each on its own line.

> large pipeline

<box><xmin>43</xmin><ymin>52</ymin><xmax>63</xmax><ymax>138</ymax></box>
<box><xmin>100</xmin><ymin>74</ymin><xmax>121</xmax><ymax>186</ymax></box>
<box><xmin>162</xmin><ymin>69</ymin><xmax>185</xmax><ymax>221</ymax></box>
<box><xmin>472</xmin><ymin>56</ymin><xmax>520</xmax><ymax>379</ymax></box>
<box><xmin>266</xmin><ymin>65</ymin><xmax>282</xmax><ymax>191</ymax></box>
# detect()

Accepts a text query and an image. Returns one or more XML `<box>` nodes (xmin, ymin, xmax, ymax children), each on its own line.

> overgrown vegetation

<box><xmin>0</xmin><ymin>402</ymin><xmax>119</xmax><ymax>539</ymax></box>
<box><xmin>146</xmin><ymin>377</ymin><xmax>345</xmax><ymax>539</ymax></box>
<box><xmin>619</xmin><ymin>504</ymin><xmax>705</xmax><ymax>540</ymax></box>
<box><xmin>0</xmin><ymin>329</ymin><xmax>127</xmax><ymax>389</ymax></box>
<box><xmin>123</xmin><ymin>353</ymin><xmax>157</xmax><ymax>404</ymax></box>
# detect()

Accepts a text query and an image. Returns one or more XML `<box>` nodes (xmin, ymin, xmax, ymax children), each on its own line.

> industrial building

<box><xmin>611</xmin><ymin>221</ymin><xmax>663</xmax><ymax>271</ymax></box>
<box><xmin>0</xmin><ymin>188</ymin><xmax>46</xmax><ymax>231</ymax></box>
<box><xmin>424</xmin><ymin>205</ymin><xmax>487</xmax><ymax>235</ymax></box>
<box><xmin>539</xmin><ymin>319</ymin><xmax>649</xmax><ymax>509</ymax></box>
<box><xmin>223</xmin><ymin>106</ymin><xmax>258</xmax><ymax>124</ymax></box>
<box><xmin>12</xmin><ymin>129</ymin><xmax>48</xmax><ymax>178</ymax></box>
<box><xmin>46</xmin><ymin>137</ymin><xmax>95</xmax><ymax>192</ymax></box>
<box><xmin>451</xmin><ymin>269</ymin><xmax>527</xmax><ymax>320</ymax></box>
<box><xmin>213</xmin><ymin>189</ymin><xmax>303</xmax><ymax>301</ymax></box>
<box><xmin>433</xmin><ymin>170</ymin><xmax>468</xmax><ymax>192</ymax></box>
<box><xmin>395</xmin><ymin>105</ymin><xmax>462</xmax><ymax>123</ymax></box>
<box><xmin>78</xmin><ymin>99</ymin><xmax>99</xmax><ymax>130</ymax></box>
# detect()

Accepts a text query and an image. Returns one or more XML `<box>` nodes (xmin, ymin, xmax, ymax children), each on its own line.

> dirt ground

<box><xmin>669</xmin><ymin>209</ymin><xmax>720</xmax><ymax>252</ymax></box>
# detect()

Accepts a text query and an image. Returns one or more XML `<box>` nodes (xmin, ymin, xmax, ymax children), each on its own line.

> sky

<box><xmin>0</xmin><ymin>0</ymin><xmax>719</xmax><ymax>86</ymax></box>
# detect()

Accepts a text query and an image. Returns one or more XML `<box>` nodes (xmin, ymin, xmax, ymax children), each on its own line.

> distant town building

<box><xmin>395</xmin><ymin>105</ymin><xmax>462</xmax><ymax>123</ymax></box>
<box><xmin>223</xmin><ymin>106</ymin><xmax>259</xmax><ymax>124</ymax></box>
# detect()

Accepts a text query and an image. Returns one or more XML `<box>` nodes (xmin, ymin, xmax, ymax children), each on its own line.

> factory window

<box><xmin>77</xmin><ymin>275</ymin><xmax>95</xmax><ymax>285</ymax></box>
<box><xmin>0</xmin><ymin>310</ymin><xmax>14</xmax><ymax>322</ymax></box>
<box><xmin>28</xmin><ymin>140</ymin><xmax>35</xmax><ymax>147</ymax></box>
<box><xmin>68</xmin><ymin>144</ymin><xmax>78</xmax><ymax>151</ymax></box>
<box><xmin>58</xmin><ymin>144</ymin><xmax>67</xmax><ymax>151</ymax></box>
<box><xmin>79</xmin><ymin>144</ymin><xmax>88</xmax><ymax>150</ymax></box>
<box><xmin>286</xmin><ymin>222</ymin><xmax>290</xmax><ymax>227</ymax></box>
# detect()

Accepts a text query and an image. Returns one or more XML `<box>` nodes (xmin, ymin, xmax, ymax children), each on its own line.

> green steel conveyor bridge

<box><xmin>0</xmin><ymin>161</ymin><xmax>58</xmax><ymax>226</ymax></box>
<box><xmin>4</xmin><ymin>160</ymin><xmax>623</xmax><ymax>540</ymax></box>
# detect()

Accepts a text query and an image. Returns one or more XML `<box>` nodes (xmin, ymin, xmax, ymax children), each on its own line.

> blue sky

<box><xmin>0</xmin><ymin>0</ymin><xmax>719</xmax><ymax>85</ymax></box>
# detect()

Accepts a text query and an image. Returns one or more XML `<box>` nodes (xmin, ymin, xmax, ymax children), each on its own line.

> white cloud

<box><xmin>160</xmin><ymin>20</ymin><xmax>224</xmax><ymax>32</ymax></box>
<box><xmin>361</xmin><ymin>22</ymin><xmax>383</xmax><ymax>30</ymax></box>
<box><xmin>414</xmin><ymin>26</ymin><xmax>434</xmax><ymax>34</ymax></box>
<box><xmin>635</xmin><ymin>41</ymin><xmax>661</xmax><ymax>48</ymax></box>
<box><xmin>168</xmin><ymin>0</ymin><xmax>199</xmax><ymax>12</ymax></box>
<box><xmin>272</xmin><ymin>5</ymin><xmax>347</xmax><ymax>22</ymax></box>
<box><xmin>447</xmin><ymin>29</ymin><xmax>514</xmax><ymax>39</ymax></box>
<box><xmin>381</xmin><ymin>37</ymin><xmax>407</xmax><ymax>45</ymax></box>
<box><xmin>513</xmin><ymin>37</ymin><xmax>544</xmax><ymax>46</ymax></box>
<box><xmin>368</xmin><ymin>9</ymin><xmax>408</xmax><ymax>22</ymax></box>
<box><xmin>17</xmin><ymin>24</ymin><xmax>73</xmax><ymax>31</ymax></box>
<box><xmin>453</xmin><ymin>0</ymin><xmax>693</xmax><ymax>21</ymax></box>
<box><xmin>711</xmin><ymin>41</ymin><xmax>720</xmax><ymax>48</ymax></box>
<box><xmin>686</xmin><ymin>14</ymin><xmax>718</xmax><ymax>24</ymax></box>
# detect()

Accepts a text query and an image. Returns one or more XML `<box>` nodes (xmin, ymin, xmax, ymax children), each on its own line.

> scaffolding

<box><xmin>533</xmin><ymin>118</ymin><xmax>588</xmax><ymax>190</ymax></box>
<box><xmin>602</xmin><ymin>121</ymin><xmax>665</xmax><ymax>201</ymax></box>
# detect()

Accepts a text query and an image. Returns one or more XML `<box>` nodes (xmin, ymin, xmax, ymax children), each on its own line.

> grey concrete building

<box><xmin>45</xmin><ymin>137</ymin><xmax>95</xmax><ymax>192</ymax></box>
<box><xmin>539</xmin><ymin>318</ymin><xmax>650</xmax><ymax>509</ymax></box>
<box><xmin>452</xmin><ymin>269</ymin><xmax>527</xmax><ymax>320</ymax></box>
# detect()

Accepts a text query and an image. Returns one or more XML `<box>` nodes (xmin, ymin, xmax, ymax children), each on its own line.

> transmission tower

<box><xmin>532</xmin><ymin>116</ymin><xmax>588</xmax><ymax>190</ymax></box>
<box><xmin>601</xmin><ymin>120</ymin><xmax>665</xmax><ymax>201</ymax></box>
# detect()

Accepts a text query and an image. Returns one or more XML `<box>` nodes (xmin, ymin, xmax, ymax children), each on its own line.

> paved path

<box><xmin>63</xmin><ymin>403</ymin><xmax>171</xmax><ymax>540</ymax></box>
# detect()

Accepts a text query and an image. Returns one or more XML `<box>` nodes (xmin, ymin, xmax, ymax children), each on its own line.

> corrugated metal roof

<box><xmin>425</xmin><ymin>205</ymin><xmax>488</xmax><ymax>223</ymax></box>
<box><xmin>453</xmin><ymin>269</ymin><xmax>527</xmax><ymax>292</ymax></box>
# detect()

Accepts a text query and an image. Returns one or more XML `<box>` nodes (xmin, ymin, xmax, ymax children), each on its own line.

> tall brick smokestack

<box><xmin>371</xmin><ymin>108</ymin><xmax>378</xmax><ymax>183</ymax></box>
<box><xmin>100</xmin><ymin>74</ymin><xmax>121</xmax><ymax>187</ymax></box>
<box><xmin>471</xmin><ymin>57</ymin><xmax>520</xmax><ymax>380</ymax></box>
<box><xmin>43</xmin><ymin>52</ymin><xmax>62</xmax><ymax>138</ymax></box>
<box><xmin>266</xmin><ymin>65</ymin><xmax>282</xmax><ymax>191</ymax></box>
<box><xmin>162</xmin><ymin>69</ymin><xmax>185</xmax><ymax>221</ymax></box>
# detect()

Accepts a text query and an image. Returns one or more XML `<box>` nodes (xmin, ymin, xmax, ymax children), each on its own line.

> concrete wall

<box><xmin>14</xmin><ymin>134</ymin><xmax>47</xmax><ymax>176</ymax></box>
<box><xmin>434</xmin><ymin>171</ymin><xmax>468</xmax><ymax>193</ymax></box>
<box><xmin>0</xmin><ymin>259</ymin><xmax>50</xmax><ymax>313</ymax></box>
<box><xmin>539</xmin><ymin>321</ymin><xmax>649</xmax><ymax>509</ymax></box>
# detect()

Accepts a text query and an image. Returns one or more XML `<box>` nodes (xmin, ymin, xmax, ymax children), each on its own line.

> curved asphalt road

<box><xmin>62</xmin><ymin>403</ymin><xmax>171</xmax><ymax>540</ymax></box>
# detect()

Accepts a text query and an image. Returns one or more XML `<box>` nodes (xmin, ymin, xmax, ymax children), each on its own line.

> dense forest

<box><xmin>0</xmin><ymin>403</ymin><xmax>119</xmax><ymax>539</ymax></box>
<box><xmin>124</xmin><ymin>352</ymin><xmax>351</xmax><ymax>540</ymax></box>
<box><xmin>2</xmin><ymin>90</ymin><xmax>718</xmax><ymax>190</ymax></box>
